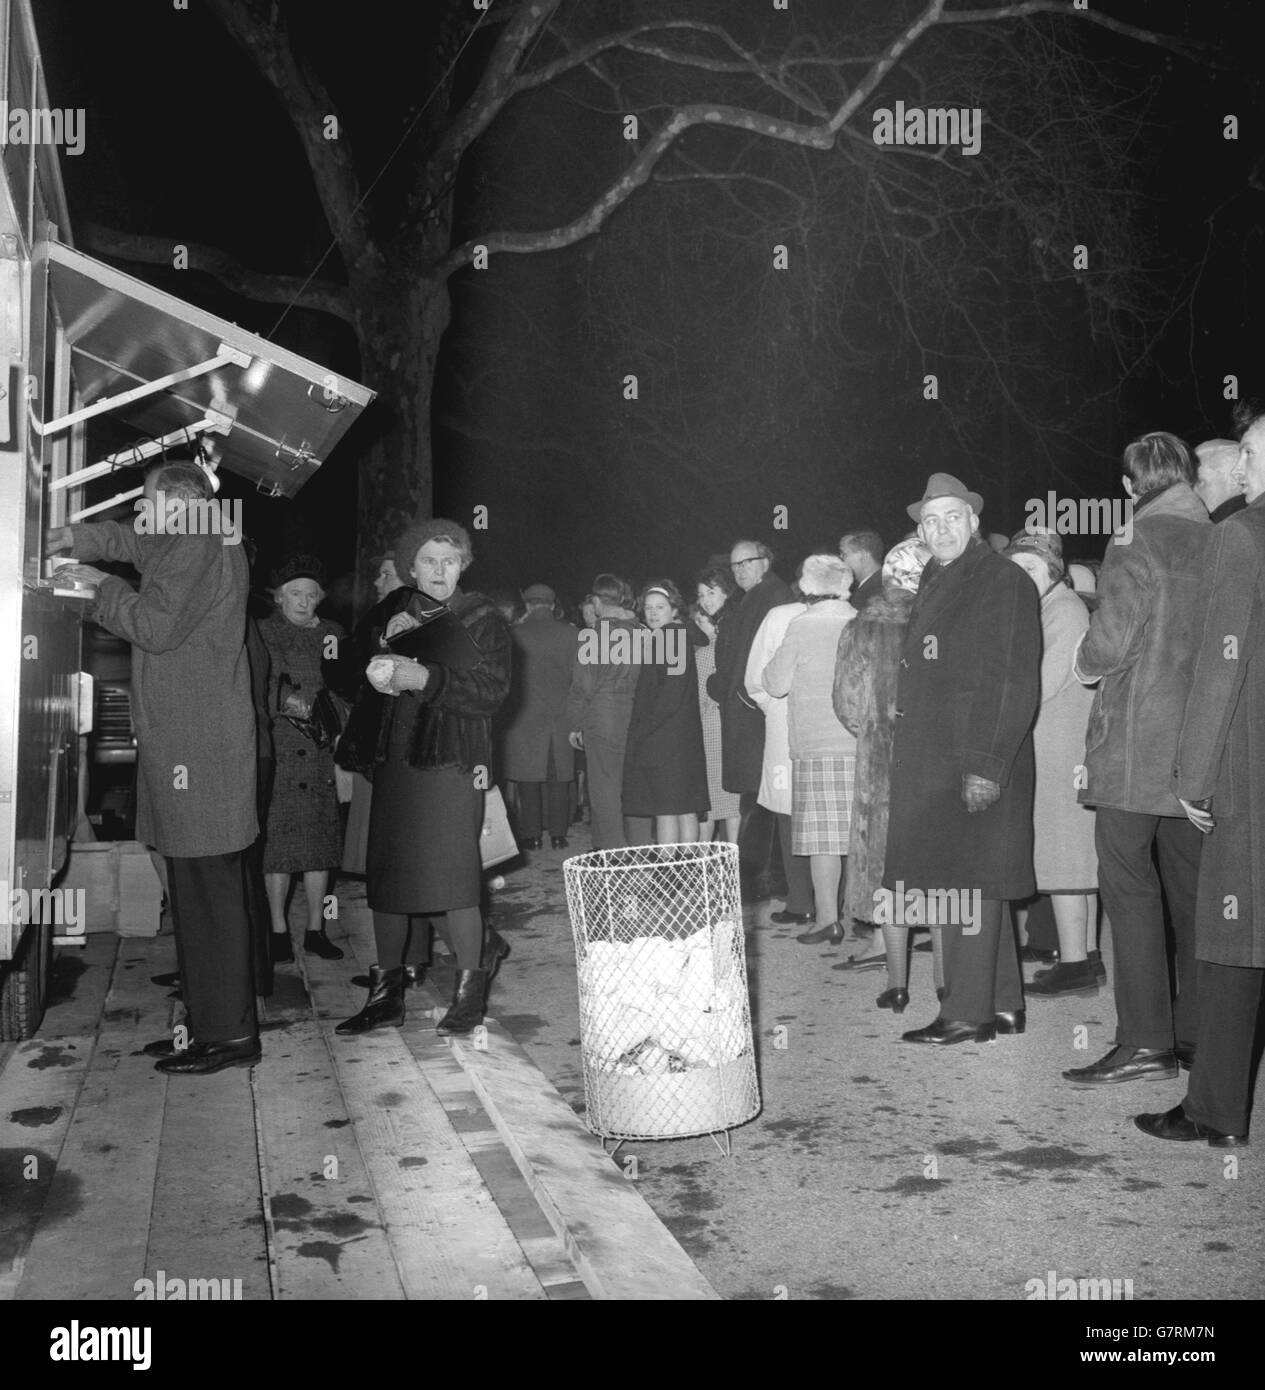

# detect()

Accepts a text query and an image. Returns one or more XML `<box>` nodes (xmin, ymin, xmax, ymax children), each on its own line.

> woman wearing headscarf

<box><xmin>1003</xmin><ymin>529</ymin><xmax>1100</xmax><ymax>996</ymax></box>
<box><xmin>833</xmin><ymin>537</ymin><xmax>936</xmax><ymax>1011</ymax></box>
<box><xmin>337</xmin><ymin>519</ymin><xmax>512</xmax><ymax>1036</ymax></box>
<box><xmin>258</xmin><ymin>554</ymin><xmax>346</xmax><ymax>962</ymax></box>
<box><xmin>621</xmin><ymin>579</ymin><xmax>709</xmax><ymax>844</ymax></box>
<box><xmin>763</xmin><ymin>553</ymin><xmax>858</xmax><ymax>945</ymax></box>
<box><xmin>693</xmin><ymin>560</ymin><xmax>742</xmax><ymax>842</ymax></box>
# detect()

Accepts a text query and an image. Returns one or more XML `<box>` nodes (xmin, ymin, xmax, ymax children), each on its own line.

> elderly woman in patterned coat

<box><xmin>258</xmin><ymin>554</ymin><xmax>346</xmax><ymax>963</ymax></box>
<box><xmin>833</xmin><ymin>538</ymin><xmax>933</xmax><ymax>1011</ymax></box>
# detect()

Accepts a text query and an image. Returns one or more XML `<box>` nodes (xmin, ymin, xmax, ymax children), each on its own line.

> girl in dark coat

<box><xmin>621</xmin><ymin>579</ymin><xmax>709</xmax><ymax>843</ymax></box>
<box><xmin>259</xmin><ymin>555</ymin><xmax>346</xmax><ymax>963</ymax></box>
<box><xmin>338</xmin><ymin>519</ymin><xmax>512</xmax><ymax>1037</ymax></box>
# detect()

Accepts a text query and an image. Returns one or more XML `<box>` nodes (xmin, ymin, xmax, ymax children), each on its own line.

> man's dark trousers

<box><xmin>939</xmin><ymin>897</ymin><xmax>1023</xmax><ymax>1024</ymax></box>
<box><xmin>1095</xmin><ymin>808</ymin><xmax>1201</xmax><ymax>1050</ymax></box>
<box><xmin>1185</xmin><ymin>960</ymin><xmax>1264</xmax><ymax>1135</ymax></box>
<box><xmin>166</xmin><ymin>851</ymin><xmax>257</xmax><ymax>1043</ymax></box>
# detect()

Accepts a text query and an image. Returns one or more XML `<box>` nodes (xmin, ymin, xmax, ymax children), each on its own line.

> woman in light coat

<box><xmin>1004</xmin><ymin>531</ymin><xmax>1099</xmax><ymax>996</ymax></box>
<box><xmin>763</xmin><ymin>554</ymin><xmax>857</xmax><ymax>944</ymax></box>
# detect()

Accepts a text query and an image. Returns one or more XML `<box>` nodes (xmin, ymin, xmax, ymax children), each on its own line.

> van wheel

<box><xmin>0</xmin><ymin>918</ymin><xmax>52</xmax><ymax>1040</ymax></box>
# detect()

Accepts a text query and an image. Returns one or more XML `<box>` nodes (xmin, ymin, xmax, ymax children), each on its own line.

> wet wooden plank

<box><xmin>144</xmin><ymin>1061</ymin><xmax>272</xmax><ymax>1301</ymax></box>
<box><xmin>14</xmin><ymin>937</ymin><xmax>175</xmax><ymax>1300</ymax></box>
<box><xmin>299</xmin><ymin>952</ymin><xmax>546</xmax><ymax>1301</ymax></box>
<box><xmin>252</xmin><ymin>1020</ymin><xmax>404</xmax><ymax>1300</ymax></box>
<box><xmin>40</xmin><ymin>934</ymin><xmax>118</xmax><ymax>1038</ymax></box>
<box><xmin>446</xmin><ymin>1019</ymin><xmax>721</xmax><ymax>1301</ymax></box>
<box><xmin>0</xmin><ymin>1034</ymin><xmax>94</xmax><ymax>1299</ymax></box>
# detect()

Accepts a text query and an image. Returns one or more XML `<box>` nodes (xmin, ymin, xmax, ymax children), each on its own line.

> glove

<box><xmin>962</xmin><ymin>773</ymin><xmax>1000</xmax><ymax>813</ymax></box>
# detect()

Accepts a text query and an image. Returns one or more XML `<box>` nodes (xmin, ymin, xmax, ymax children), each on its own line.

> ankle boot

<box><xmin>436</xmin><ymin>968</ymin><xmax>489</xmax><ymax>1036</ymax></box>
<box><xmin>336</xmin><ymin>965</ymin><xmax>405</xmax><ymax>1034</ymax></box>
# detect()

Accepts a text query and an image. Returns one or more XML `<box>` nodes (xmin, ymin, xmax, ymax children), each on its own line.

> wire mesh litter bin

<box><xmin>564</xmin><ymin>842</ymin><xmax>760</xmax><ymax>1150</ymax></box>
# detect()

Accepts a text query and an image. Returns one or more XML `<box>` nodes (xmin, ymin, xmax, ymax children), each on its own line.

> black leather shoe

<box><xmin>155</xmin><ymin>1036</ymin><xmax>261</xmax><ymax>1074</ymax></box>
<box><xmin>523</xmin><ymin>837</ymin><xmax>542</xmax><ymax>850</ymax></box>
<box><xmin>740</xmin><ymin>876</ymin><xmax>776</xmax><ymax>905</ymax></box>
<box><xmin>337</xmin><ymin>965</ymin><xmax>405</xmax><ymax>1035</ymax></box>
<box><xmin>271</xmin><ymin>933</ymin><xmax>294</xmax><ymax>963</ymax></box>
<box><xmin>1063</xmin><ymin>1045</ymin><xmax>1178</xmax><ymax>1085</ymax></box>
<box><xmin>796</xmin><ymin>920</ymin><xmax>845</xmax><ymax>945</ymax></box>
<box><xmin>436</xmin><ymin>968</ymin><xmax>489</xmax><ymax>1036</ymax></box>
<box><xmin>1134</xmin><ymin>1104</ymin><xmax>1247</xmax><ymax>1148</ymax></box>
<box><xmin>304</xmin><ymin>930</ymin><xmax>344</xmax><ymax>961</ymax></box>
<box><xmin>151</xmin><ymin>971</ymin><xmax>180</xmax><ymax>989</ymax></box>
<box><xmin>551</xmin><ymin>835</ymin><xmax>568</xmax><ymax>850</ymax></box>
<box><xmin>142</xmin><ymin>1036</ymin><xmax>188</xmax><ymax>1058</ymax></box>
<box><xmin>770</xmin><ymin>909</ymin><xmax>814</xmax><ymax>925</ymax></box>
<box><xmin>994</xmin><ymin>1009</ymin><xmax>1026</xmax><ymax>1035</ymax></box>
<box><xmin>901</xmin><ymin>1017</ymin><xmax>996</xmax><ymax>1045</ymax></box>
<box><xmin>1026</xmin><ymin>960</ymin><xmax>1098</xmax><ymax>996</ymax></box>
<box><xmin>1176</xmin><ymin>1043</ymin><xmax>1195</xmax><ymax>1071</ymax></box>
<box><xmin>876</xmin><ymin>987</ymin><xmax>909</xmax><ymax>1013</ymax></box>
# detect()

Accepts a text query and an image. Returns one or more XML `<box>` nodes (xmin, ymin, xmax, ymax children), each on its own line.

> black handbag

<box><xmin>279</xmin><ymin>676</ymin><xmax>346</xmax><ymax>750</ymax></box>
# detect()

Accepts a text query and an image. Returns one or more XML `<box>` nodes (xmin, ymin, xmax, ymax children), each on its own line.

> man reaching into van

<box><xmin>47</xmin><ymin>459</ymin><xmax>260</xmax><ymax>1075</ymax></box>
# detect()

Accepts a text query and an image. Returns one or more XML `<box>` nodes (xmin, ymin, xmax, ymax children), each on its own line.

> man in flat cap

<box><xmin>885</xmin><ymin>473</ymin><xmax>1041</xmax><ymax>1044</ymax></box>
<box><xmin>502</xmin><ymin>583</ymin><xmax>577</xmax><ymax>849</ymax></box>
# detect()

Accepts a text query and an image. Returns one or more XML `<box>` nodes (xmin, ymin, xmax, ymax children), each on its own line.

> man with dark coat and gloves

<box><xmin>708</xmin><ymin>539</ymin><xmax>793</xmax><ymax>898</ymax></box>
<box><xmin>1136</xmin><ymin>405</ymin><xmax>1265</xmax><ymax>1146</ymax></box>
<box><xmin>885</xmin><ymin>474</ymin><xmax>1041</xmax><ymax>1045</ymax></box>
<box><xmin>1064</xmin><ymin>432</ymin><xmax>1210</xmax><ymax>1087</ymax></box>
<box><xmin>49</xmin><ymin>459</ymin><xmax>260</xmax><ymax>1075</ymax></box>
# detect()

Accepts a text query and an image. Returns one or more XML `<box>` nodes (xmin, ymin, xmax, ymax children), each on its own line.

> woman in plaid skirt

<box><xmin>763</xmin><ymin>554</ymin><xmax>858</xmax><ymax>945</ymax></box>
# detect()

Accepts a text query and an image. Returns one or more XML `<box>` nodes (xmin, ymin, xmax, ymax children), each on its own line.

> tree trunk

<box><xmin>350</xmin><ymin>266</ymin><xmax>451</xmax><ymax>589</ymax></box>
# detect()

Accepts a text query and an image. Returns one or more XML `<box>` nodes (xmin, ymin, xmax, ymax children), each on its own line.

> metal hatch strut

<box><xmin>49</xmin><ymin>413</ymin><xmax>235</xmax><ymax>495</ymax></box>
<box><xmin>31</xmin><ymin>342</ymin><xmax>252</xmax><ymax>438</ymax></box>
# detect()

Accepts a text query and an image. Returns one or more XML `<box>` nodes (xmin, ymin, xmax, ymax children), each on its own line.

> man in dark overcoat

<box><xmin>708</xmin><ymin>539</ymin><xmax>792</xmax><ymax>896</ymax></box>
<box><xmin>1137</xmin><ymin>409</ymin><xmax>1265</xmax><ymax>1145</ymax></box>
<box><xmin>885</xmin><ymin>475</ymin><xmax>1041</xmax><ymax>1045</ymax></box>
<box><xmin>502</xmin><ymin>583</ymin><xmax>577</xmax><ymax>849</ymax></box>
<box><xmin>1064</xmin><ymin>432</ymin><xmax>1210</xmax><ymax>1086</ymax></box>
<box><xmin>51</xmin><ymin>460</ymin><xmax>259</xmax><ymax>1074</ymax></box>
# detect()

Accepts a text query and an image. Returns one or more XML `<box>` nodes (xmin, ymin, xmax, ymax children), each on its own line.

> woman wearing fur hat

<box><xmin>1004</xmin><ymin>529</ymin><xmax>1100</xmax><ymax>996</ymax></box>
<box><xmin>337</xmin><ymin>519</ymin><xmax>512</xmax><ymax>1037</ymax></box>
<box><xmin>832</xmin><ymin>538</ymin><xmax>936</xmax><ymax>1011</ymax></box>
<box><xmin>259</xmin><ymin>554</ymin><xmax>346</xmax><ymax>962</ymax></box>
<box><xmin>763</xmin><ymin>553</ymin><xmax>858</xmax><ymax>944</ymax></box>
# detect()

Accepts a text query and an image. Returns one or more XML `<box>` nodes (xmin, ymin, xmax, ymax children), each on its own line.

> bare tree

<box><xmin>80</xmin><ymin>0</ymin><xmax>1201</xmax><ymax>571</ymax></box>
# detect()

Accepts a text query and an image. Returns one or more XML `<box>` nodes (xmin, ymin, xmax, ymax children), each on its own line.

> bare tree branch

<box><xmin>204</xmin><ymin>0</ymin><xmax>372</xmax><ymax>266</ymax></box>
<box><xmin>77</xmin><ymin>222</ymin><xmax>354</xmax><ymax>323</ymax></box>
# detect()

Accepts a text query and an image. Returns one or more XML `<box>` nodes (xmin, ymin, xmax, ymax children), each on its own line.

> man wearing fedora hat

<box><xmin>885</xmin><ymin>473</ymin><xmax>1041</xmax><ymax>1044</ymax></box>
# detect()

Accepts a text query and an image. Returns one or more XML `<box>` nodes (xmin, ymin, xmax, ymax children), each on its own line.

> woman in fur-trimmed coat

<box><xmin>833</xmin><ymin>538</ymin><xmax>932</xmax><ymax>1011</ymax></box>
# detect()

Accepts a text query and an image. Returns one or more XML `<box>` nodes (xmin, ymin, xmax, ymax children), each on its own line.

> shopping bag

<box><xmin>480</xmin><ymin>785</ymin><xmax>518</xmax><ymax>868</ymax></box>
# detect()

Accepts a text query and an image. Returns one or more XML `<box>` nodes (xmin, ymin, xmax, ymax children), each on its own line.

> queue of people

<box><xmin>45</xmin><ymin>409</ymin><xmax>1264</xmax><ymax>1151</ymax></box>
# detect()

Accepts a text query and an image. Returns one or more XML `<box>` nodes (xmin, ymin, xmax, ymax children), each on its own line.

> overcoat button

<box><xmin>297</xmin><ymin>782</ymin><xmax>308</xmax><ymax>790</ymax></box>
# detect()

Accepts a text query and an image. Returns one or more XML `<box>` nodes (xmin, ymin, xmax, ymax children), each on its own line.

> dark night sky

<box><xmin>35</xmin><ymin>0</ymin><xmax>1264</xmax><ymax>616</ymax></box>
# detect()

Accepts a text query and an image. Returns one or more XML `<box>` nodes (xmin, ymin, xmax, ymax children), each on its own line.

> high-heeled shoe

<box><xmin>795</xmin><ymin>920</ymin><xmax>845</xmax><ymax>945</ymax></box>
<box><xmin>876</xmin><ymin>987</ymin><xmax>909</xmax><ymax>1013</ymax></box>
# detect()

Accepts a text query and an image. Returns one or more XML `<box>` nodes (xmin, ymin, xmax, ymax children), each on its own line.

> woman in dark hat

<box><xmin>337</xmin><ymin>518</ymin><xmax>512</xmax><ymax>1036</ymax></box>
<box><xmin>259</xmin><ymin>554</ymin><xmax>346</xmax><ymax>961</ymax></box>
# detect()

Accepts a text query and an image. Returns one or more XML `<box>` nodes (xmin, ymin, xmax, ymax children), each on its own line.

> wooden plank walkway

<box><xmin>0</xmin><ymin>884</ymin><xmax>720</xmax><ymax>1300</ymax></box>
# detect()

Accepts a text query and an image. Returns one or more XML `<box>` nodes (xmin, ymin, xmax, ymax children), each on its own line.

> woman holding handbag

<box><xmin>258</xmin><ymin>554</ymin><xmax>347</xmax><ymax>962</ymax></box>
<box><xmin>337</xmin><ymin>519</ymin><xmax>513</xmax><ymax>1036</ymax></box>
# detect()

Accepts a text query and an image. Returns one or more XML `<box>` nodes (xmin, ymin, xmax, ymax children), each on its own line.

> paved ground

<box><xmin>481</xmin><ymin>824</ymin><xmax>1264</xmax><ymax>1301</ymax></box>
